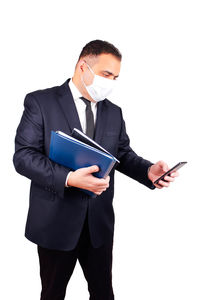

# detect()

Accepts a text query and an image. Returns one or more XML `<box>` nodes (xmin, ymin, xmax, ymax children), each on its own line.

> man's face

<box><xmin>81</xmin><ymin>53</ymin><xmax>121</xmax><ymax>86</ymax></box>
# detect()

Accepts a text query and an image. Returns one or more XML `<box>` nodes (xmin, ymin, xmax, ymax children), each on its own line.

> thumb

<box><xmin>158</xmin><ymin>160</ymin><xmax>168</xmax><ymax>172</ymax></box>
<box><xmin>85</xmin><ymin>165</ymin><xmax>99</xmax><ymax>174</ymax></box>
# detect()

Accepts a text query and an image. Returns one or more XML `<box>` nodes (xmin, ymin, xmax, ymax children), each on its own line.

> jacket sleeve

<box><xmin>13</xmin><ymin>93</ymin><xmax>71</xmax><ymax>199</ymax></box>
<box><xmin>116</xmin><ymin>108</ymin><xmax>155</xmax><ymax>189</ymax></box>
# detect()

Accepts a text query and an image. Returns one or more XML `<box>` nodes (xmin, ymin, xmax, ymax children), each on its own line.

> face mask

<box><xmin>82</xmin><ymin>63</ymin><xmax>116</xmax><ymax>102</ymax></box>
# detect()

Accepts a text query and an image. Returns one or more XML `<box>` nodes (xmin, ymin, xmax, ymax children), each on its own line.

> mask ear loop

<box><xmin>81</xmin><ymin>61</ymin><xmax>94</xmax><ymax>90</ymax></box>
<box><xmin>81</xmin><ymin>60</ymin><xmax>96</xmax><ymax>89</ymax></box>
<box><xmin>83</xmin><ymin>60</ymin><xmax>95</xmax><ymax>76</ymax></box>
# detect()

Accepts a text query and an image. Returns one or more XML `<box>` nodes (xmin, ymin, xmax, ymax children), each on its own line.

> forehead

<box><xmin>92</xmin><ymin>53</ymin><xmax>121</xmax><ymax>75</ymax></box>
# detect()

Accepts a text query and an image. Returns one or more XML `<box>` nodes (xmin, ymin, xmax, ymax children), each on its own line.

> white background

<box><xmin>0</xmin><ymin>0</ymin><xmax>199</xmax><ymax>299</ymax></box>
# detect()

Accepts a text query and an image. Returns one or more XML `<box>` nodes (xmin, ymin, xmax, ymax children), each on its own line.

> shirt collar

<box><xmin>69</xmin><ymin>78</ymin><xmax>97</xmax><ymax>107</ymax></box>
<box><xmin>69</xmin><ymin>78</ymin><xmax>82</xmax><ymax>100</ymax></box>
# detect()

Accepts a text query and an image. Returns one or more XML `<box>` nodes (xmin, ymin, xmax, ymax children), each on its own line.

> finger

<box><xmin>96</xmin><ymin>178</ymin><xmax>110</xmax><ymax>187</ymax></box>
<box><xmin>158</xmin><ymin>180</ymin><xmax>170</xmax><ymax>187</ymax></box>
<box><xmin>154</xmin><ymin>183</ymin><xmax>163</xmax><ymax>189</ymax></box>
<box><xmin>96</xmin><ymin>185</ymin><xmax>109</xmax><ymax>191</ymax></box>
<box><xmin>95</xmin><ymin>191</ymin><xmax>102</xmax><ymax>195</ymax></box>
<box><xmin>106</xmin><ymin>176</ymin><xmax>110</xmax><ymax>183</ymax></box>
<box><xmin>170</xmin><ymin>171</ymin><xmax>179</xmax><ymax>178</ymax></box>
<box><xmin>95</xmin><ymin>187</ymin><xmax>107</xmax><ymax>194</ymax></box>
<box><xmin>164</xmin><ymin>175</ymin><xmax>175</xmax><ymax>182</ymax></box>
<box><xmin>87</xmin><ymin>165</ymin><xmax>99</xmax><ymax>173</ymax></box>
<box><xmin>157</xmin><ymin>160</ymin><xmax>169</xmax><ymax>172</ymax></box>
<box><xmin>96</xmin><ymin>185</ymin><xmax>109</xmax><ymax>193</ymax></box>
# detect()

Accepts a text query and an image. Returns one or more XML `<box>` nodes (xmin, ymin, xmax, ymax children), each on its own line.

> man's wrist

<box><xmin>147</xmin><ymin>166</ymin><xmax>152</xmax><ymax>178</ymax></box>
<box><xmin>147</xmin><ymin>164</ymin><xmax>155</xmax><ymax>182</ymax></box>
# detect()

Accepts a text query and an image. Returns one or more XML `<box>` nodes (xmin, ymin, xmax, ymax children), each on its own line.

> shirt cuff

<box><xmin>65</xmin><ymin>171</ymin><xmax>73</xmax><ymax>187</ymax></box>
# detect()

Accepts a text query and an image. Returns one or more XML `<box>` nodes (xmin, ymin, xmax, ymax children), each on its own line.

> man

<box><xmin>13</xmin><ymin>40</ymin><xmax>178</xmax><ymax>300</ymax></box>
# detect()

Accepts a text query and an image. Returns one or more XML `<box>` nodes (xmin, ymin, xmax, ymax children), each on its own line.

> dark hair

<box><xmin>78</xmin><ymin>40</ymin><xmax>122</xmax><ymax>61</ymax></box>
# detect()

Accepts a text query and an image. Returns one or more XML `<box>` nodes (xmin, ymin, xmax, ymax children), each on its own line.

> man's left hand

<box><xmin>148</xmin><ymin>160</ymin><xmax>179</xmax><ymax>189</ymax></box>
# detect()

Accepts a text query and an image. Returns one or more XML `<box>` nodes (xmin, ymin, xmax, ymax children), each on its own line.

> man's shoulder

<box><xmin>24</xmin><ymin>80</ymin><xmax>68</xmax><ymax>108</ymax></box>
<box><xmin>26</xmin><ymin>83</ymin><xmax>61</xmax><ymax>99</ymax></box>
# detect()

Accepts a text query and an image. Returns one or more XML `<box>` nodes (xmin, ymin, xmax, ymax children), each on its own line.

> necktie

<box><xmin>80</xmin><ymin>97</ymin><xmax>95</xmax><ymax>139</ymax></box>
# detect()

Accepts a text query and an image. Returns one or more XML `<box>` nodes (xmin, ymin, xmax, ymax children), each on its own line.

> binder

<box><xmin>49</xmin><ymin>130</ymin><xmax>119</xmax><ymax>197</ymax></box>
<box><xmin>72</xmin><ymin>128</ymin><xmax>119</xmax><ymax>163</ymax></box>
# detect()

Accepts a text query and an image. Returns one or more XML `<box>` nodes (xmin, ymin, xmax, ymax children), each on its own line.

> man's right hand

<box><xmin>67</xmin><ymin>165</ymin><xmax>110</xmax><ymax>196</ymax></box>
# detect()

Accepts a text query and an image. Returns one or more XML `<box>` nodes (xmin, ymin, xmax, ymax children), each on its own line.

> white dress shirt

<box><xmin>68</xmin><ymin>78</ymin><xmax>97</xmax><ymax>133</ymax></box>
<box><xmin>65</xmin><ymin>79</ymin><xmax>98</xmax><ymax>186</ymax></box>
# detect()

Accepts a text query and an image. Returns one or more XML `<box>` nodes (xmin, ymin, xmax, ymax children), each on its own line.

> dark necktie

<box><xmin>80</xmin><ymin>97</ymin><xmax>95</xmax><ymax>139</ymax></box>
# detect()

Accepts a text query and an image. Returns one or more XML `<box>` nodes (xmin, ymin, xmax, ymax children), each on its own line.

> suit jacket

<box><xmin>13</xmin><ymin>79</ymin><xmax>155</xmax><ymax>251</ymax></box>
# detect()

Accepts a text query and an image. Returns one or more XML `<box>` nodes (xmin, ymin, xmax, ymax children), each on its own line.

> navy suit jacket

<box><xmin>13</xmin><ymin>79</ymin><xmax>155</xmax><ymax>251</ymax></box>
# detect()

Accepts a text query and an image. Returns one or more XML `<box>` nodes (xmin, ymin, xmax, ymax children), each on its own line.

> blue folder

<box><xmin>49</xmin><ymin>130</ymin><xmax>119</xmax><ymax>197</ymax></box>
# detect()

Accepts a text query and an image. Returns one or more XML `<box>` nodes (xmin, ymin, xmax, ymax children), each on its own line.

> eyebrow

<box><xmin>102</xmin><ymin>70</ymin><xmax>119</xmax><ymax>79</ymax></box>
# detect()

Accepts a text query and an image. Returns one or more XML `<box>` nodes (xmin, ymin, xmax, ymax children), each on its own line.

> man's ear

<box><xmin>79</xmin><ymin>60</ymin><xmax>86</xmax><ymax>72</ymax></box>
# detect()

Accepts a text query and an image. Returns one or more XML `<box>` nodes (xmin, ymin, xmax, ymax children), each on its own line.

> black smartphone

<box><xmin>154</xmin><ymin>162</ymin><xmax>187</xmax><ymax>185</ymax></box>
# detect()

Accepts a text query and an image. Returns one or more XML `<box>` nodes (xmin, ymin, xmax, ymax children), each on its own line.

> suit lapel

<box><xmin>57</xmin><ymin>79</ymin><xmax>83</xmax><ymax>133</ymax></box>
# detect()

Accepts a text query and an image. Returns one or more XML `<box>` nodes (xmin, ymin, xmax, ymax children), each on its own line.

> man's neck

<box><xmin>71</xmin><ymin>76</ymin><xmax>96</xmax><ymax>103</ymax></box>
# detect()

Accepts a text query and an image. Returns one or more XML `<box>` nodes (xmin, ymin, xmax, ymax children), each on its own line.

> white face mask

<box><xmin>82</xmin><ymin>63</ymin><xmax>116</xmax><ymax>102</ymax></box>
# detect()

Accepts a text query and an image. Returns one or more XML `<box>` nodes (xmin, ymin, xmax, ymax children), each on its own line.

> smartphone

<box><xmin>154</xmin><ymin>162</ymin><xmax>187</xmax><ymax>185</ymax></box>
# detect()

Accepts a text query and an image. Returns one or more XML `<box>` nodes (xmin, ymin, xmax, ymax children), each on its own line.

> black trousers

<box><xmin>37</xmin><ymin>212</ymin><xmax>114</xmax><ymax>300</ymax></box>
